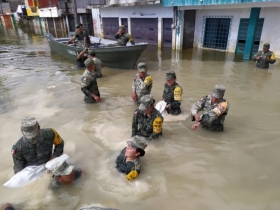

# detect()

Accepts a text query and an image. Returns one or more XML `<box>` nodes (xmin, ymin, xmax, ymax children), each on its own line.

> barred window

<box><xmin>202</xmin><ymin>16</ymin><xmax>232</xmax><ymax>50</ymax></box>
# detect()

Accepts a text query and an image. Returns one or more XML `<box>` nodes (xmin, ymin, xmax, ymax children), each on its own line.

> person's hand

<box><xmin>93</xmin><ymin>94</ymin><xmax>101</xmax><ymax>102</ymax></box>
<box><xmin>165</xmin><ymin>104</ymin><xmax>170</xmax><ymax>109</ymax></box>
<box><xmin>256</xmin><ymin>56</ymin><xmax>260</xmax><ymax>60</ymax></box>
<box><xmin>132</xmin><ymin>92</ymin><xmax>137</xmax><ymax>101</ymax></box>
<box><xmin>264</xmin><ymin>56</ymin><xmax>269</xmax><ymax>61</ymax></box>
<box><xmin>194</xmin><ymin>114</ymin><xmax>200</xmax><ymax>122</ymax></box>
<box><xmin>191</xmin><ymin>122</ymin><xmax>201</xmax><ymax>131</ymax></box>
<box><xmin>117</xmin><ymin>29</ymin><xmax>121</xmax><ymax>35</ymax></box>
<box><xmin>64</xmin><ymin>42</ymin><xmax>68</xmax><ymax>45</ymax></box>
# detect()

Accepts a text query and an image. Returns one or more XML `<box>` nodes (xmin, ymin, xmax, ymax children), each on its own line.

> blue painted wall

<box><xmin>163</xmin><ymin>0</ymin><xmax>280</xmax><ymax>6</ymax></box>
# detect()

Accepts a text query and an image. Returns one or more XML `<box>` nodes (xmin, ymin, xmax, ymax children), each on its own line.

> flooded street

<box><xmin>1</xmin><ymin>25</ymin><xmax>280</xmax><ymax>210</ymax></box>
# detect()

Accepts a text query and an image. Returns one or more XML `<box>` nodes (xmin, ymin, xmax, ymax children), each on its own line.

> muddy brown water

<box><xmin>1</xmin><ymin>25</ymin><xmax>280</xmax><ymax>210</ymax></box>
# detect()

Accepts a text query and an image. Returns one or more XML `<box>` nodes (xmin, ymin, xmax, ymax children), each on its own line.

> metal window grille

<box><xmin>202</xmin><ymin>16</ymin><xmax>232</xmax><ymax>51</ymax></box>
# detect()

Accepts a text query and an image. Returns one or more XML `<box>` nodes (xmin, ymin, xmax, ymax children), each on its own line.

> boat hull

<box><xmin>45</xmin><ymin>34</ymin><xmax>148</xmax><ymax>69</ymax></box>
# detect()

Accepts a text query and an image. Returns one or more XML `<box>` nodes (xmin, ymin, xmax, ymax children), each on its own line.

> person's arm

<box><xmin>81</xmin><ymin>76</ymin><xmax>101</xmax><ymax>102</ymax></box>
<box><xmin>114</xmin><ymin>30</ymin><xmax>121</xmax><ymax>39</ymax></box>
<box><xmin>12</xmin><ymin>145</ymin><xmax>26</xmax><ymax>174</ymax></box>
<box><xmin>168</xmin><ymin>86</ymin><xmax>182</xmax><ymax>109</ymax></box>
<box><xmin>77</xmin><ymin>48</ymin><xmax>87</xmax><ymax>60</ymax></box>
<box><xmin>65</xmin><ymin>36</ymin><xmax>75</xmax><ymax>45</ymax></box>
<box><xmin>196</xmin><ymin>102</ymin><xmax>229</xmax><ymax>129</ymax></box>
<box><xmin>83</xmin><ymin>36</ymin><xmax>87</xmax><ymax>48</ymax></box>
<box><xmin>132</xmin><ymin>78</ymin><xmax>137</xmax><ymax>101</ymax></box>
<box><xmin>51</xmin><ymin>129</ymin><xmax>64</xmax><ymax>158</ymax></box>
<box><xmin>81</xmin><ymin>76</ymin><xmax>93</xmax><ymax>97</ymax></box>
<box><xmin>253</xmin><ymin>51</ymin><xmax>261</xmax><ymax>61</ymax></box>
<box><xmin>147</xmin><ymin>115</ymin><xmax>163</xmax><ymax>140</ymax></box>
<box><xmin>191</xmin><ymin>96</ymin><xmax>207</xmax><ymax>121</ymax></box>
<box><xmin>128</xmin><ymin>34</ymin><xmax>135</xmax><ymax>45</ymax></box>
<box><xmin>131</xmin><ymin>110</ymin><xmax>139</xmax><ymax>136</ymax></box>
<box><xmin>268</xmin><ymin>52</ymin><xmax>276</xmax><ymax>64</ymax></box>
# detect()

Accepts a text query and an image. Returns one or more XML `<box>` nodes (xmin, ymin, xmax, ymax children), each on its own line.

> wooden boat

<box><xmin>45</xmin><ymin>33</ymin><xmax>148</xmax><ymax>69</ymax></box>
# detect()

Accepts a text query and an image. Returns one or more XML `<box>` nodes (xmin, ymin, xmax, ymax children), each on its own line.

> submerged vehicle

<box><xmin>45</xmin><ymin>33</ymin><xmax>148</xmax><ymax>69</ymax></box>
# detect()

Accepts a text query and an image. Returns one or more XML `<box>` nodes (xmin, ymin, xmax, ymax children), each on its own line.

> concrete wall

<box><xmin>259</xmin><ymin>7</ymin><xmax>280</xmax><ymax>56</ymax></box>
<box><xmin>193</xmin><ymin>7</ymin><xmax>280</xmax><ymax>56</ymax></box>
<box><xmin>101</xmin><ymin>4</ymin><xmax>173</xmax><ymax>47</ymax></box>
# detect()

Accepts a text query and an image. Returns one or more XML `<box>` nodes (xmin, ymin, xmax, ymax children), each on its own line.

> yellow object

<box><xmin>153</xmin><ymin>116</ymin><xmax>163</xmax><ymax>133</ymax></box>
<box><xmin>174</xmin><ymin>86</ymin><xmax>182</xmax><ymax>101</ymax></box>
<box><xmin>128</xmin><ymin>34</ymin><xmax>134</xmax><ymax>42</ymax></box>
<box><xmin>51</xmin><ymin>128</ymin><xmax>63</xmax><ymax>145</ymax></box>
<box><xmin>213</xmin><ymin>102</ymin><xmax>228</xmax><ymax>116</ymax></box>
<box><xmin>126</xmin><ymin>170</ymin><xmax>138</xmax><ymax>180</ymax></box>
<box><xmin>270</xmin><ymin>53</ymin><xmax>275</xmax><ymax>60</ymax></box>
<box><xmin>144</xmin><ymin>75</ymin><xmax>152</xmax><ymax>86</ymax></box>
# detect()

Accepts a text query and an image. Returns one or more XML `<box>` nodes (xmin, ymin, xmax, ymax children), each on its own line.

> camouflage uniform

<box><xmin>81</xmin><ymin>59</ymin><xmax>100</xmax><ymax>103</ymax></box>
<box><xmin>132</xmin><ymin>63</ymin><xmax>153</xmax><ymax>104</ymax></box>
<box><xmin>191</xmin><ymin>85</ymin><xmax>229</xmax><ymax>131</ymax></box>
<box><xmin>75</xmin><ymin>29</ymin><xmax>91</xmax><ymax>47</ymax></box>
<box><xmin>253</xmin><ymin>43</ymin><xmax>276</xmax><ymax>68</ymax></box>
<box><xmin>116</xmin><ymin>148</ymin><xmax>141</xmax><ymax>176</ymax></box>
<box><xmin>115</xmin><ymin>136</ymin><xmax>147</xmax><ymax>180</ymax></box>
<box><xmin>132</xmin><ymin>95</ymin><xmax>163</xmax><ymax>140</ymax></box>
<box><xmin>162</xmin><ymin>71</ymin><xmax>183</xmax><ymax>115</ymax></box>
<box><xmin>12</xmin><ymin>117</ymin><xmax>64</xmax><ymax>174</ymax></box>
<box><xmin>114</xmin><ymin>25</ymin><xmax>135</xmax><ymax>46</ymax></box>
<box><xmin>76</xmin><ymin>54</ymin><xmax>87</xmax><ymax>68</ymax></box>
<box><xmin>92</xmin><ymin>57</ymin><xmax>103</xmax><ymax>78</ymax></box>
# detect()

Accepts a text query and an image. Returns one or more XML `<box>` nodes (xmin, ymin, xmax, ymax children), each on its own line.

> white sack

<box><xmin>3</xmin><ymin>164</ymin><xmax>46</xmax><ymax>188</ymax></box>
<box><xmin>3</xmin><ymin>154</ymin><xmax>72</xmax><ymax>188</ymax></box>
<box><xmin>155</xmin><ymin>101</ymin><xmax>168</xmax><ymax>117</ymax></box>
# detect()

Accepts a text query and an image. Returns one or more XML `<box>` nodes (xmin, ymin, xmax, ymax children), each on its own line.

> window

<box><xmin>202</xmin><ymin>16</ymin><xmax>232</xmax><ymax>50</ymax></box>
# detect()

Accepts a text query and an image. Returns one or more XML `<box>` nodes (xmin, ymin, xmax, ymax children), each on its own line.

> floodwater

<box><xmin>1</xmin><ymin>23</ymin><xmax>280</xmax><ymax>210</ymax></box>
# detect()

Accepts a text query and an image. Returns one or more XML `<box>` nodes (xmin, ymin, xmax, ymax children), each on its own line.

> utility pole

<box><xmin>73</xmin><ymin>0</ymin><xmax>78</xmax><ymax>25</ymax></box>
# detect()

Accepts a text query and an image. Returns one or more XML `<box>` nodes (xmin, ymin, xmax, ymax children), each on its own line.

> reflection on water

<box><xmin>1</xmin><ymin>25</ymin><xmax>280</xmax><ymax>210</ymax></box>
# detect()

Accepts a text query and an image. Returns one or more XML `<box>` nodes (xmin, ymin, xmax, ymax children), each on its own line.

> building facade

<box><xmin>91</xmin><ymin>0</ymin><xmax>174</xmax><ymax>48</ymax></box>
<box><xmin>162</xmin><ymin>0</ymin><xmax>280</xmax><ymax>58</ymax></box>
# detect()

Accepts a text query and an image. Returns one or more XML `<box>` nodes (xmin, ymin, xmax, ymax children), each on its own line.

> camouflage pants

<box><xmin>77</xmin><ymin>40</ymin><xmax>91</xmax><ymax>48</ymax></box>
<box><xmin>84</xmin><ymin>96</ymin><xmax>97</xmax><ymax>103</ymax></box>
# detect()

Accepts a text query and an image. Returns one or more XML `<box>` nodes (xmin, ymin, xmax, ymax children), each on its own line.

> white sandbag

<box><xmin>155</xmin><ymin>101</ymin><xmax>168</xmax><ymax>117</ymax></box>
<box><xmin>3</xmin><ymin>164</ymin><xmax>46</xmax><ymax>188</ymax></box>
<box><xmin>45</xmin><ymin>154</ymin><xmax>72</xmax><ymax>171</ymax></box>
<box><xmin>3</xmin><ymin>154</ymin><xmax>72</xmax><ymax>188</ymax></box>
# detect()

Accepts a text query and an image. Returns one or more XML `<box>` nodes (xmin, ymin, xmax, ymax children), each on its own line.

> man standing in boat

<box><xmin>81</xmin><ymin>58</ymin><xmax>101</xmax><ymax>103</ymax></box>
<box><xmin>66</xmin><ymin>24</ymin><xmax>91</xmax><ymax>48</ymax></box>
<box><xmin>114</xmin><ymin>25</ymin><xmax>135</xmax><ymax>46</ymax></box>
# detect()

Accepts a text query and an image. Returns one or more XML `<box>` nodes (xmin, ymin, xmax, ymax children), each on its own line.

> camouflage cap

<box><xmin>84</xmin><ymin>58</ymin><xmax>95</xmax><ymax>67</ymax></box>
<box><xmin>127</xmin><ymin>135</ymin><xmax>148</xmax><ymax>151</ymax></box>
<box><xmin>75</xmin><ymin>24</ymin><xmax>81</xmax><ymax>29</ymax></box>
<box><xmin>212</xmin><ymin>84</ymin><xmax>226</xmax><ymax>98</ymax></box>
<box><xmin>166</xmin><ymin>71</ymin><xmax>176</xmax><ymax>80</ymax></box>
<box><xmin>138</xmin><ymin>94</ymin><xmax>154</xmax><ymax>111</ymax></box>
<box><xmin>52</xmin><ymin>160</ymin><xmax>75</xmax><ymax>176</ymax></box>
<box><xmin>119</xmin><ymin>25</ymin><xmax>125</xmax><ymax>29</ymax></box>
<box><xmin>263</xmin><ymin>43</ymin><xmax>270</xmax><ymax>49</ymax></box>
<box><xmin>137</xmin><ymin>62</ymin><xmax>147</xmax><ymax>72</ymax></box>
<box><xmin>88</xmin><ymin>50</ymin><xmax>95</xmax><ymax>56</ymax></box>
<box><xmin>21</xmin><ymin>116</ymin><xmax>39</xmax><ymax>140</ymax></box>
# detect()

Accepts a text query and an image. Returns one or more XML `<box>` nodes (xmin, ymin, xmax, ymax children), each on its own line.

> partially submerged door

<box><xmin>131</xmin><ymin>18</ymin><xmax>158</xmax><ymax>45</ymax></box>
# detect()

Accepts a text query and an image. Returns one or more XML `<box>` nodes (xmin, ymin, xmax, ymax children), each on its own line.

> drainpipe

<box><xmin>171</xmin><ymin>6</ymin><xmax>177</xmax><ymax>50</ymax></box>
